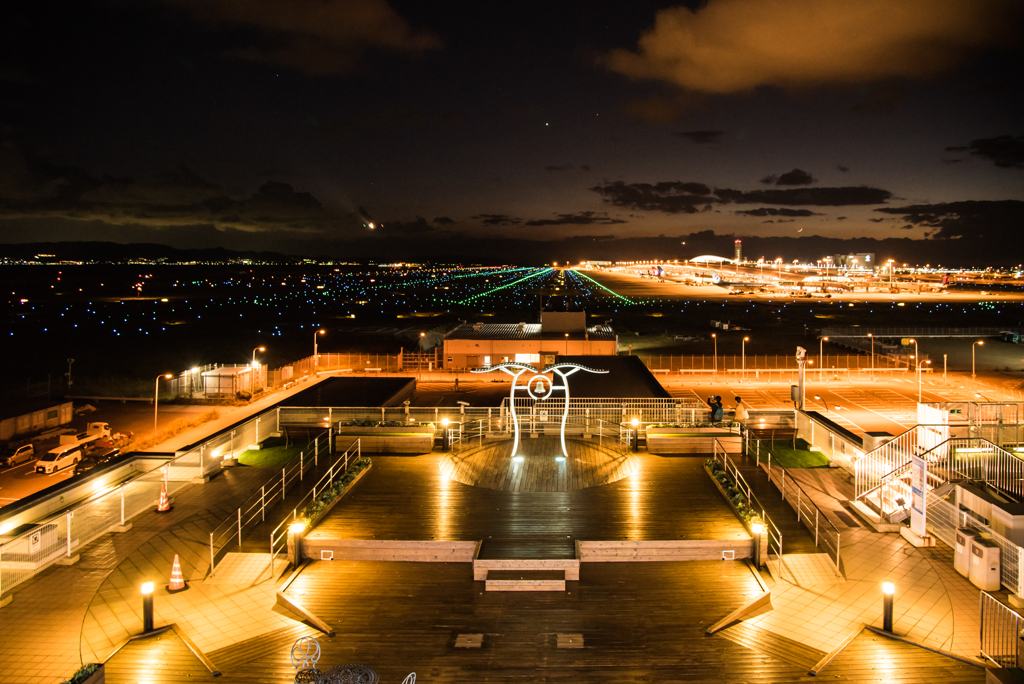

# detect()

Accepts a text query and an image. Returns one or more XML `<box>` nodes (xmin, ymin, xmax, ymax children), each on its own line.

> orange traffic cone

<box><xmin>167</xmin><ymin>554</ymin><xmax>188</xmax><ymax>593</ymax></box>
<box><xmin>156</xmin><ymin>482</ymin><xmax>171</xmax><ymax>513</ymax></box>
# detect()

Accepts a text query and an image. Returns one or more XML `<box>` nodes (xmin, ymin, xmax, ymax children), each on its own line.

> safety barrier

<box><xmin>981</xmin><ymin>591</ymin><xmax>1024</xmax><ymax>667</ymax></box>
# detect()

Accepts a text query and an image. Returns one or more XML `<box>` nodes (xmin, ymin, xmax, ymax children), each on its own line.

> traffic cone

<box><xmin>166</xmin><ymin>554</ymin><xmax>188</xmax><ymax>593</ymax></box>
<box><xmin>156</xmin><ymin>482</ymin><xmax>172</xmax><ymax>513</ymax></box>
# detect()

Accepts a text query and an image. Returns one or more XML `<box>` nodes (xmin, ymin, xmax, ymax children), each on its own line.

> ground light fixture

<box><xmin>555</xmin><ymin>456</ymin><xmax>566</xmax><ymax>463</ymax></box>
<box><xmin>141</xmin><ymin>581</ymin><xmax>155</xmax><ymax>632</ymax></box>
<box><xmin>290</xmin><ymin>522</ymin><xmax>306</xmax><ymax>534</ymax></box>
<box><xmin>630</xmin><ymin>417</ymin><xmax>640</xmax><ymax>452</ymax></box>
<box><xmin>882</xmin><ymin>581</ymin><xmax>895</xmax><ymax>632</ymax></box>
<box><xmin>751</xmin><ymin>523</ymin><xmax>765</xmax><ymax>568</ymax></box>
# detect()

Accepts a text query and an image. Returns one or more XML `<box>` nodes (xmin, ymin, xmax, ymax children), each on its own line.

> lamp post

<box><xmin>742</xmin><ymin>336</ymin><xmax>749</xmax><ymax>381</ymax></box>
<box><xmin>972</xmin><ymin>340</ymin><xmax>984</xmax><ymax>379</ymax></box>
<box><xmin>564</xmin><ymin>332</ymin><xmax>569</xmax><ymax>355</ymax></box>
<box><xmin>882</xmin><ymin>581</ymin><xmax>895</xmax><ymax>632</ymax></box>
<box><xmin>712</xmin><ymin>333</ymin><xmax>717</xmax><ymax>376</ymax></box>
<box><xmin>820</xmin><ymin>336</ymin><xmax>828</xmax><ymax>373</ymax></box>
<box><xmin>887</xmin><ymin>259</ymin><xmax>894</xmax><ymax>288</ymax></box>
<box><xmin>867</xmin><ymin>333</ymin><xmax>874</xmax><ymax>372</ymax></box>
<box><xmin>252</xmin><ymin>345</ymin><xmax>265</xmax><ymax>365</ymax></box>
<box><xmin>751</xmin><ymin>522</ymin><xmax>764</xmax><ymax>568</ymax></box>
<box><xmin>313</xmin><ymin>329</ymin><xmax>325</xmax><ymax>370</ymax></box>
<box><xmin>141</xmin><ymin>581</ymin><xmax>155</xmax><ymax>633</ymax></box>
<box><xmin>154</xmin><ymin>373</ymin><xmax>172</xmax><ymax>437</ymax></box>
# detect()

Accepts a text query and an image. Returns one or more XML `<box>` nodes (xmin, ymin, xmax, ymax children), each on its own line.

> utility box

<box><xmin>953</xmin><ymin>528</ymin><xmax>978</xmax><ymax>578</ymax></box>
<box><xmin>969</xmin><ymin>538</ymin><xmax>1001</xmax><ymax>591</ymax></box>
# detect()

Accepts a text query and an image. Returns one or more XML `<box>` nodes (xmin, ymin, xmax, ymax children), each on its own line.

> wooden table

<box><xmin>317</xmin><ymin>664</ymin><xmax>378</xmax><ymax>684</ymax></box>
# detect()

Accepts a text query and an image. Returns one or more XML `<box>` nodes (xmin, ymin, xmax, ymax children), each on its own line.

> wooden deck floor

<box><xmin>147</xmin><ymin>560</ymin><xmax>985</xmax><ymax>683</ymax></box>
<box><xmin>441</xmin><ymin>437</ymin><xmax>637</xmax><ymax>492</ymax></box>
<box><xmin>307</xmin><ymin>454</ymin><xmax>751</xmax><ymax>558</ymax></box>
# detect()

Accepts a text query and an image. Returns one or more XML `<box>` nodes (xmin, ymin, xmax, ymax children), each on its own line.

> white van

<box><xmin>36</xmin><ymin>444</ymin><xmax>83</xmax><ymax>474</ymax></box>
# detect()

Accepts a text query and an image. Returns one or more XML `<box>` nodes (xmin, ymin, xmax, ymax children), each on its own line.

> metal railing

<box><xmin>710</xmin><ymin>441</ymin><xmax>783</xmax><ymax>563</ymax></box>
<box><xmin>267</xmin><ymin>438</ymin><xmax>362</xmax><ymax>579</ymax></box>
<box><xmin>981</xmin><ymin>591</ymin><xmax>1024</xmax><ymax>667</ymax></box>
<box><xmin>207</xmin><ymin>432</ymin><xmax>328</xmax><ymax>577</ymax></box>
<box><xmin>448</xmin><ymin>416</ymin><xmax>630</xmax><ymax>455</ymax></box>
<box><xmin>747</xmin><ymin>437</ymin><xmax>842</xmax><ymax>576</ymax></box>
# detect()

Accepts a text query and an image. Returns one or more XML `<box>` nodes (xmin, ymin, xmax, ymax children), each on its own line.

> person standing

<box><xmin>734</xmin><ymin>396</ymin><xmax>747</xmax><ymax>423</ymax></box>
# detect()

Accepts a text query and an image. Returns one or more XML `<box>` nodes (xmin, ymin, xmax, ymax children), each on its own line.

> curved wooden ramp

<box><xmin>439</xmin><ymin>437</ymin><xmax>637</xmax><ymax>491</ymax></box>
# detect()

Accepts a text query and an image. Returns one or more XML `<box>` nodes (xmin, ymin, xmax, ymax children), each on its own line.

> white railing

<box><xmin>710</xmin><ymin>442</ymin><xmax>783</xmax><ymax>563</ymax></box>
<box><xmin>207</xmin><ymin>432</ymin><xmax>328</xmax><ymax>577</ymax></box>
<box><xmin>267</xmin><ymin>439</ymin><xmax>362</xmax><ymax>579</ymax></box>
<box><xmin>449</xmin><ymin>416</ymin><xmax>629</xmax><ymax>455</ymax></box>
<box><xmin>746</xmin><ymin>437</ymin><xmax>842</xmax><ymax>576</ymax></box>
<box><xmin>981</xmin><ymin>591</ymin><xmax>1024</xmax><ymax>667</ymax></box>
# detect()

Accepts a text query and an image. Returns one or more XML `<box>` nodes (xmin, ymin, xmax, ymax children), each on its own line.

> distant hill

<box><xmin>0</xmin><ymin>241</ymin><xmax>301</xmax><ymax>263</ymax></box>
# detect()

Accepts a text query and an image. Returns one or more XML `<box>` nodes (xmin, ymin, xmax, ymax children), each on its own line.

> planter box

<box><xmin>304</xmin><ymin>462</ymin><xmax>373</xmax><ymax>530</ymax></box>
<box><xmin>704</xmin><ymin>465</ymin><xmax>766</xmax><ymax>560</ymax></box>
<box><xmin>70</xmin><ymin>664</ymin><xmax>104</xmax><ymax>684</ymax></box>
<box><xmin>335</xmin><ymin>425</ymin><xmax>434</xmax><ymax>454</ymax></box>
<box><xmin>646</xmin><ymin>427</ymin><xmax>742</xmax><ymax>454</ymax></box>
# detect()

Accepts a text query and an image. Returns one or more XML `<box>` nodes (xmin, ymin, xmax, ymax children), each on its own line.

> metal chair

<box><xmin>290</xmin><ymin>636</ymin><xmax>322</xmax><ymax>683</ymax></box>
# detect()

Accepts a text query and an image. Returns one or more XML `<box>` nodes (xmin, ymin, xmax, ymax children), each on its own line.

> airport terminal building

<box><xmin>442</xmin><ymin>311</ymin><xmax>616</xmax><ymax>369</ymax></box>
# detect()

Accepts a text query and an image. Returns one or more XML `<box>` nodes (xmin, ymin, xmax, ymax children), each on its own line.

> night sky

<box><xmin>1</xmin><ymin>1</ymin><xmax>1022</xmax><ymax>261</ymax></box>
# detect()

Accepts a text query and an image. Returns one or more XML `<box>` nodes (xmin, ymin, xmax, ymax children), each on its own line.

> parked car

<box><xmin>1</xmin><ymin>443</ymin><xmax>35</xmax><ymax>467</ymax></box>
<box><xmin>75</xmin><ymin>447</ymin><xmax>121</xmax><ymax>475</ymax></box>
<box><xmin>36</xmin><ymin>444</ymin><xmax>83</xmax><ymax>474</ymax></box>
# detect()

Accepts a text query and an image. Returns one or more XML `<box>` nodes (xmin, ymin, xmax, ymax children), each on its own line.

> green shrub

<box><xmin>63</xmin><ymin>663</ymin><xmax>100</xmax><ymax>684</ymax></box>
<box><xmin>705</xmin><ymin>458</ymin><xmax>763</xmax><ymax>529</ymax></box>
<box><xmin>298</xmin><ymin>457</ymin><xmax>372</xmax><ymax>522</ymax></box>
<box><xmin>338</xmin><ymin>420</ymin><xmax>432</xmax><ymax>428</ymax></box>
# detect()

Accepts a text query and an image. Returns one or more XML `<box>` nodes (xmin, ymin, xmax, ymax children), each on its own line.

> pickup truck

<box><xmin>59</xmin><ymin>422</ymin><xmax>113</xmax><ymax>447</ymax></box>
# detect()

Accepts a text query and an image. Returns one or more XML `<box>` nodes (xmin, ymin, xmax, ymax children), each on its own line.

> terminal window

<box><xmin>515</xmin><ymin>353</ymin><xmax>540</xmax><ymax>363</ymax></box>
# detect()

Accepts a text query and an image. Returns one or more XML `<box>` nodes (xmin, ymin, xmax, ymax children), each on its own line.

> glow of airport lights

<box><xmin>458</xmin><ymin>267</ymin><xmax>552</xmax><ymax>304</ymax></box>
<box><xmin>572</xmin><ymin>269</ymin><xmax>634</xmax><ymax>303</ymax></box>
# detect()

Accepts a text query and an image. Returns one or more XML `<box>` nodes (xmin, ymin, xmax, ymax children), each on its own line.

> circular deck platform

<box><xmin>439</xmin><ymin>436</ymin><xmax>638</xmax><ymax>492</ymax></box>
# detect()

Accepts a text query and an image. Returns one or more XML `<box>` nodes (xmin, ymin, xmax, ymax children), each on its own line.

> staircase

<box><xmin>473</xmin><ymin>557</ymin><xmax>579</xmax><ymax>592</ymax></box>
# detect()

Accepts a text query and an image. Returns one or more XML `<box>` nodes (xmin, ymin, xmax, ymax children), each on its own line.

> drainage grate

<box><xmin>455</xmin><ymin>634</ymin><xmax>483</xmax><ymax>648</ymax></box>
<box><xmin>834</xmin><ymin>509</ymin><xmax>861</xmax><ymax>528</ymax></box>
<box><xmin>556</xmin><ymin>633</ymin><xmax>583</xmax><ymax>649</ymax></box>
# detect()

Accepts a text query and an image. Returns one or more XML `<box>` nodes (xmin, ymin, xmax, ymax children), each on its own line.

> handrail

<box><xmin>711</xmin><ymin>439</ymin><xmax>783</xmax><ymax>563</ymax></box>
<box><xmin>980</xmin><ymin>591</ymin><xmax>1024</xmax><ymax>667</ymax></box>
<box><xmin>746</xmin><ymin>434</ymin><xmax>842</xmax><ymax>576</ymax></box>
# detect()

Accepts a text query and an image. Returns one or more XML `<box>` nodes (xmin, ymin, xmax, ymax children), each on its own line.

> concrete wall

<box><xmin>795</xmin><ymin>410</ymin><xmax>865</xmax><ymax>471</ymax></box>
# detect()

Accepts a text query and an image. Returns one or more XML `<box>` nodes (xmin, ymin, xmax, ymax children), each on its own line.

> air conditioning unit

<box><xmin>954</xmin><ymin>528</ymin><xmax>978</xmax><ymax>578</ymax></box>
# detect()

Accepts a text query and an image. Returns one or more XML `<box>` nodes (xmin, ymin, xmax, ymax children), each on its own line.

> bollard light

<box><xmin>882</xmin><ymin>581</ymin><xmax>895</xmax><ymax>632</ymax></box>
<box><xmin>751</xmin><ymin>523</ymin><xmax>765</xmax><ymax>569</ymax></box>
<box><xmin>630</xmin><ymin>418</ymin><xmax>639</xmax><ymax>451</ymax></box>
<box><xmin>289</xmin><ymin>522</ymin><xmax>306</xmax><ymax>534</ymax></box>
<box><xmin>141</xmin><ymin>581</ymin><xmax>155</xmax><ymax>633</ymax></box>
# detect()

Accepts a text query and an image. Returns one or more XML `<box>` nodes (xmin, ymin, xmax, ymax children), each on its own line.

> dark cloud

<box><xmin>0</xmin><ymin>147</ymin><xmax>343</xmax><ymax>234</ymax></box>
<box><xmin>868</xmin><ymin>218</ymin><xmax>886</xmax><ymax>223</ymax></box>
<box><xmin>379</xmin><ymin>216</ymin><xmax>435</xmax><ymax>234</ymax></box>
<box><xmin>715</xmin><ymin>186</ymin><xmax>892</xmax><ymax>206</ymax></box>
<box><xmin>759</xmin><ymin>175</ymin><xmax>777</xmax><ymax>185</ymax></box>
<box><xmin>145</xmin><ymin>0</ymin><xmax>440</xmax><ymax>75</ymax></box>
<box><xmin>775</xmin><ymin>169</ymin><xmax>816</xmax><ymax>186</ymax></box>
<box><xmin>545</xmin><ymin>165</ymin><xmax>573</xmax><ymax>172</ymax></box>
<box><xmin>837</xmin><ymin>165</ymin><xmax>850</xmax><ymax>172</ymax></box>
<box><xmin>674</xmin><ymin>130</ymin><xmax>724</xmax><ymax>144</ymax></box>
<box><xmin>949</xmin><ymin>135</ymin><xmax>1024</xmax><ymax>169</ymax></box>
<box><xmin>874</xmin><ymin>200</ymin><xmax>1024</xmax><ymax>239</ymax></box>
<box><xmin>471</xmin><ymin>214</ymin><xmax>521</xmax><ymax>226</ymax></box>
<box><xmin>432</xmin><ymin>216</ymin><xmax>455</xmax><ymax>225</ymax></box>
<box><xmin>621</xmin><ymin>94</ymin><xmax>702</xmax><ymax>124</ymax></box>
<box><xmin>734</xmin><ymin>207</ymin><xmax>822</xmax><ymax>217</ymax></box>
<box><xmin>524</xmin><ymin>211</ymin><xmax>627</xmax><ymax>227</ymax></box>
<box><xmin>837</xmin><ymin>216</ymin><xmax>847</xmax><ymax>220</ymax></box>
<box><xmin>603</xmin><ymin>0</ymin><xmax>1021</xmax><ymax>93</ymax></box>
<box><xmin>593</xmin><ymin>179</ymin><xmax>891</xmax><ymax>213</ymax></box>
<box><xmin>590</xmin><ymin>181</ymin><xmax>717</xmax><ymax>214</ymax></box>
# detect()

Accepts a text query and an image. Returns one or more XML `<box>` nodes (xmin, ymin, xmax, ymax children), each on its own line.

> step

<box><xmin>303</xmin><ymin>539</ymin><xmax>477</xmax><ymax>562</ymax></box>
<box><xmin>473</xmin><ymin>558</ymin><xmax>580</xmax><ymax>581</ymax></box>
<box><xmin>579</xmin><ymin>539</ymin><xmax>751</xmax><ymax>562</ymax></box>
<box><xmin>485</xmin><ymin>570</ymin><xmax>566</xmax><ymax>592</ymax></box>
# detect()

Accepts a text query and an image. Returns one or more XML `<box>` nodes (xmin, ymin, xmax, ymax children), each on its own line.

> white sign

<box><xmin>910</xmin><ymin>455</ymin><xmax>927</xmax><ymax>538</ymax></box>
<box><xmin>29</xmin><ymin>531</ymin><xmax>41</xmax><ymax>554</ymax></box>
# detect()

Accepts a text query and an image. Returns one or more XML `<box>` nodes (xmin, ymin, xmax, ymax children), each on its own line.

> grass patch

<box><xmin>765</xmin><ymin>438</ymin><xmax>830</xmax><ymax>468</ymax></box>
<box><xmin>237</xmin><ymin>436</ymin><xmax>311</xmax><ymax>468</ymax></box>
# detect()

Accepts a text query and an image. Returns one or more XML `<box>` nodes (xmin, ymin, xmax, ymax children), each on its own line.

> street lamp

<box><xmin>972</xmin><ymin>340</ymin><xmax>984</xmax><ymax>379</ymax></box>
<box><xmin>252</xmin><ymin>346</ymin><xmax>265</xmax><ymax>365</ymax></box>
<box><xmin>916</xmin><ymin>358</ymin><xmax>931</xmax><ymax>403</ymax></box>
<box><xmin>711</xmin><ymin>333</ymin><xmax>717</xmax><ymax>376</ymax></box>
<box><xmin>313</xmin><ymin>329</ymin><xmax>326</xmax><ymax>369</ymax></box>
<box><xmin>742</xmin><ymin>337</ymin><xmax>749</xmax><ymax>381</ymax></box>
<box><xmin>867</xmin><ymin>333</ymin><xmax>874</xmax><ymax>371</ymax></box>
<box><xmin>820</xmin><ymin>336</ymin><xmax>828</xmax><ymax>371</ymax></box>
<box><xmin>565</xmin><ymin>332</ymin><xmax>569</xmax><ymax>355</ymax></box>
<box><xmin>153</xmin><ymin>373</ymin><xmax>172</xmax><ymax>438</ymax></box>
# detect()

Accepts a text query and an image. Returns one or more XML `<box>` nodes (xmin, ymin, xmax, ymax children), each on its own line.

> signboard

<box><xmin>29</xmin><ymin>531</ymin><xmax>41</xmax><ymax>554</ymax></box>
<box><xmin>910</xmin><ymin>455</ymin><xmax>927</xmax><ymax>538</ymax></box>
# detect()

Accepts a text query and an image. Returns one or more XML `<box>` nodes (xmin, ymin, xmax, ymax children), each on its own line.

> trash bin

<box><xmin>954</xmin><ymin>528</ymin><xmax>978</xmax><ymax>578</ymax></box>
<box><xmin>968</xmin><ymin>538</ymin><xmax>1001</xmax><ymax>591</ymax></box>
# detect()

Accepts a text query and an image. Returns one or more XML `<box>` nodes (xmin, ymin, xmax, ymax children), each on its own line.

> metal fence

<box><xmin>746</xmin><ymin>436</ymin><xmax>842</xmax><ymax>576</ymax></box>
<box><xmin>207</xmin><ymin>431</ymin><xmax>330</xmax><ymax>577</ymax></box>
<box><xmin>710</xmin><ymin>443</ymin><xmax>783</xmax><ymax>563</ymax></box>
<box><xmin>641</xmin><ymin>354</ymin><xmax>904</xmax><ymax>371</ymax></box>
<box><xmin>981</xmin><ymin>591</ymin><xmax>1024</xmax><ymax>668</ymax></box>
<box><xmin>449</xmin><ymin>416</ymin><xmax>629</xmax><ymax>455</ymax></box>
<box><xmin>268</xmin><ymin>438</ymin><xmax>363</xmax><ymax>578</ymax></box>
<box><xmin>822</xmin><ymin>326</ymin><xmax>1020</xmax><ymax>338</ymax></box>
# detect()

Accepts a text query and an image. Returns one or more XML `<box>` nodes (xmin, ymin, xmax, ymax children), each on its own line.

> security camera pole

<box><xmin>795</xmin><ymin>347</ymin><xmax>807</xmax><ymax>410</ymax></box>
